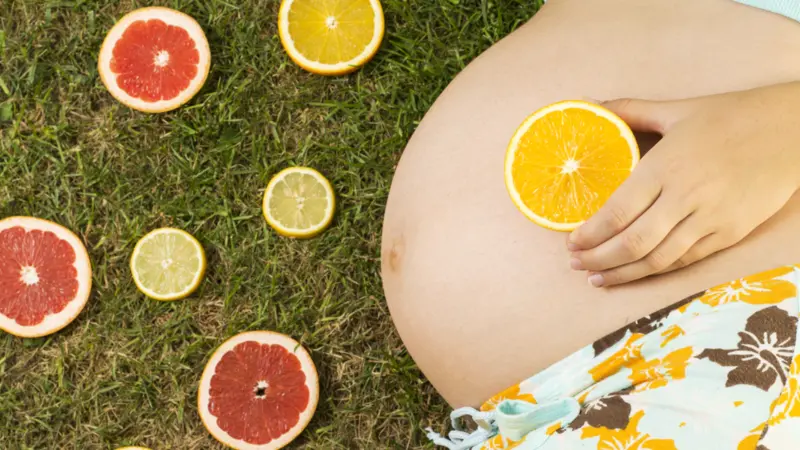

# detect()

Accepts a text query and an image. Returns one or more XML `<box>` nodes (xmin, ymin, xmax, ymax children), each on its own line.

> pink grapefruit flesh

<box><xmin>98</xmin><ymin>7</ymin><xmax>210</xmax><ymax>113</ymax></box>
<box><xmin>0</xmin><ymin>217</ymin><xmax>92</xmax><ymax>337</ymax></box>
<box><xmin>198</xmin><ymin>331</ymin><xmax>319</xmax><ymax>449</ymax></box>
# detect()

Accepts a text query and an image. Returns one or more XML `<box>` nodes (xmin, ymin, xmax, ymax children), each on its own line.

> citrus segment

<box><xmin>0</xmin><ymin>217</ymin><xmax>92</xmax><ymax>337</ymax></box>
<box><xmin>98</xmin><ymin>7</ymin><xmax>211</xmax><ymax>113</ymax></box>
<box><xmin>111</xmin><ymin>19</ymin><xmax>199</xmax><ymax>101</ymax></box>
<box><xmin>263</xmin><ymin>167</ymin><xmax>335</xmax><ymax>238</ymax></box>
<box><xmin>130</xmin><ymin>228</ymin><xmax>205</xmax><ymax>301</ymax></box>
<box><xmin>278</xmin><ymin>0</ymin><xmax>384</xmax><ymax>75</ymax></box>
<box><xmin>198</xmin><ymin>331</ymin><xmax>319</xmax><ymax>450</ymax></box>
<box><xmin>505</xmin><ymin>101</ymin><xmax>639</xmax><ymax>231</ymax></box>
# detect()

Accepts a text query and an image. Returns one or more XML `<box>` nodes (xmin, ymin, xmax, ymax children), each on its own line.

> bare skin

<box><xmin>571</xmin><ymin>85</ymin><xmax>800</xmax><ymax>286</ymax></box>
<box><xmin>381</xmin><ymin>0</ymin><xmax>800</xmax><ymax>407</ymax></box>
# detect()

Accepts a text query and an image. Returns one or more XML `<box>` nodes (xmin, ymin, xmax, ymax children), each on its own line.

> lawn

<box><xmin>0</xmin><ymin>0</ymin><xmax>540</xmax><ymax>448</ymax></box>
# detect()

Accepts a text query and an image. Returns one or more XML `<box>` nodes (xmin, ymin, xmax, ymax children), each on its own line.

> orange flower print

<box><xmin>660</xmin><ymin>325</ymin><xmax>684</xmax><ymax>348</ymax></box>
<box><xmin>766</xmin><ymin>354</ymin><xmax>800</xmax><ymax>427</ymax></box>
<box><xmin>737</xmin><ymin>423</ymin><xmax>767</xmax><ymax>450</ymax></box>
<box><xmin>700</xmin><ymin>266</ymin><xmax>795</xmax><ymax>307</ymax></box>
<box><xmin>581</xmin><ymin>410</ymin><xmax>677</xmax><ymax>449</ymax></box>
<box><xmin>481</xmin><ymin>385</ymin><xmax>536</xmax><ymax>412</ymax></box>
<box><xmin>590</xmin><ymin>334</ymin><xmax>645</xmax><ymax>382</ymax></box>
<box><xmin>629</xmin><ymin>347</ymin><xmax>693</xmax><ymax>391</ymax></box>
<box><xmin>478</xmin><ymin>434</ymin><xmax>523</xmax><ymax>450</ymax></box>
<box><xmin>546</xmin><ymin>421</ymin><xmax>563</xmax><ymax>435</ymax></box>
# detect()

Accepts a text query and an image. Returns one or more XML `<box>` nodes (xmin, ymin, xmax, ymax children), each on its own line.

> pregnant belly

<box><xmin>382</xmin><ymin>0</ymin><xmax>800</xmax><ymax>407</ymax></box>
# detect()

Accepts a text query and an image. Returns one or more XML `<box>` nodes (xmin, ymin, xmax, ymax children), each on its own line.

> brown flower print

<box><xmin>698</xmin><ymin>306</ymin><xmax>797</xmax><ymax>392</ymax></box>
<box><xmin>592</xmin><ymin>292</ymin><xmax>702</xmax><ymax>356</ymax></box>
<box><xmin>568</xmin><ymin>394</ymin><xmax>632</xmax><ymax>431</ymax></box>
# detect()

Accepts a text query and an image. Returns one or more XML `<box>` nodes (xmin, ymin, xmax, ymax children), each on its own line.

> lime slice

<box><xmin>263</xmin><ymin>167</ymin><xmax>335</xmax><ymax>238</ymax></box>
<box><xmin>130</xmin><ymin>228</ymin><xmax>206</xmax><ymax>301</ymax></box>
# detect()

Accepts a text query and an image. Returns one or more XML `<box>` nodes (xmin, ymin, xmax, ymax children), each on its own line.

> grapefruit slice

<box><xmin>504</xmin><ymin>100</ymin><xmax>639</xmax><ymax>231</ymax></box>
<box><xmin>98</xmin><ymin>7</ymin><xmax>211</xmax><ymax>113</ymax></box>
<box><xmin>278</xmin><ymin>0</ymin><xmax>385</xmax><ymax>75</ymax></box>
<box><xmin>0</xmin><ymin>217</ymin><xmax>92</xmax><ymax>337</ymax></box>
<box><xmin>198</xmin><ymin>331</ymin><xmax>319</xmax><ymax>449</ymax></box>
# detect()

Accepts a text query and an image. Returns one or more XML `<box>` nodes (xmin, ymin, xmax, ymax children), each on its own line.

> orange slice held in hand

<box><xmin>98</xmin><ymin>7</ymin><xmax>211</xmax><ymax>113</ymax></box>
<box><xmin>504</xmin><ymin>100</ymin><xmax>640</xmax><ymax>231</ymax></box>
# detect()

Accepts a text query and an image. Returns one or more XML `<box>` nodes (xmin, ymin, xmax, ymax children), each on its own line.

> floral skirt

<box><xmin>427</xmin><ymin>266</ymin><xmax>800</xmax><ymax>449</ymax></box>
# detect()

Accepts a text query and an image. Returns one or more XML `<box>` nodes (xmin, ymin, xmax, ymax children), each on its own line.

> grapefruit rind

<box><xmin>129</xmin><ymin>227</ymin><xmax>206</xmax><ymax>301</ymax></box>
<box><xmin>98</xmin><ymin>7</ymin><xmax>211</xmax><ymax>113</ymax></box>
<box><xmin>0</xmin><ymin>217</ymin><xmax>92</xmax><ymax>338</ymax></box>
<box><xmin>504</xmin><ymin>100</ymin><xmax>640</xmax><ymax>232</ymax></box>
<box><xmin>262</xmin><ymin>167</ymin><xmax>336</xmax><ymax>239</ymax></box>
<box><xmin>198</xmin><ymin>330</ymin><xmax>320</xmax><ymax>450</ymax></box>
<box><xmin>277</xmin><ymin>0</ymin><xmax>385</xmax><ymax>76</ymax></box>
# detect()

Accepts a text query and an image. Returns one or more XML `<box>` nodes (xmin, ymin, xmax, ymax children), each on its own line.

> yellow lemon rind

<box><xmin>262</xmin><ymin>167</ymin><xmax>336</xmax><ymax>239</ymax></box>
<box><xmin>130</xmin><ymin>227</ymin><xmax>206</xmax><ymax>301</ymax></box>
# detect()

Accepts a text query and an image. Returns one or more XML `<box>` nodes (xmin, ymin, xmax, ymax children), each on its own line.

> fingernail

<box><xmin>567</xmin><ymin>231</ymin><xmax>579</xmax><ymax>250</ymax></box>
<box><xmin>588</xmin><ymin>274</ymin><xmax>604</xmax><ymax>287</ymax></box>
<box><xmin>570</xmin><ymin>258</ymin><xmax>584</xmax><ymax>270</ymax></box>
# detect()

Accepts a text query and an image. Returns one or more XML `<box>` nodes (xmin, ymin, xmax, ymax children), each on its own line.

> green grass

<box><xmin>0</xmin><ymin>0</ymin><xmax>539</xmax><ymax>448</ymax></box>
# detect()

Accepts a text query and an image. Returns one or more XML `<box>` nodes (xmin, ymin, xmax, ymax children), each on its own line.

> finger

<box><xmin>568</xmin><ymin>168</ymin><xmax>661</xmax><ymax>251</ymax></box>
<box><xmin>657</xmin><ymin>233</ymin><xmax>729</xmax><ymax>275</ymax></box>
<box><xmin>601</xmin><ymin>97</ymin><xmax>697</xmax><ymax>134</ymax></box>
<box><xmin>572</xmin><ymin>194</ymin><xmax>691</xmax><ymax>271</ymax></box>
<box><xmin>589</xmin><ymin>220</ymin><xmax>706</xmax><ymax>287</ymax></box>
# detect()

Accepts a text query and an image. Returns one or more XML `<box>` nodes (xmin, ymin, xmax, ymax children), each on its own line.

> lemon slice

<box><xmin>278</xmin><ymin>0</ymin><xmax>385</xmax><ymax>75</ymax></box>
<box><xmin>130</xmin><ymin>228</ymin><xmax>206</xmax><ymax>301</ymax></box>
<box><xmin>263</xmin><ymin>167</ymin><xmax>336</xmax><ymax>238</ymax></box>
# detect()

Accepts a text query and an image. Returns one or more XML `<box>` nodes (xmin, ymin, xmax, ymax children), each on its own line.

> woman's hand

<box><xmin>568</xmin><ymin>83</ymin><xmax>800</xmax><ymax>287</ymax></box>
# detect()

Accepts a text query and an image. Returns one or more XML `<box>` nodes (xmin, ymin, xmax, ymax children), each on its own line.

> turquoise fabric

<box><xmin>495</xmin><ymin>398</ymin><xmax>580</xmax><ymax>442</ymax></box>
<box><xmin>736</xmin><ymin>0</ymin><xmax>800</xmax><ymax>21</ymax></box>
<box><xmin>428</xmin><ymin>266</ymin><xmax>800</xmax><ymax>449</ymax></box>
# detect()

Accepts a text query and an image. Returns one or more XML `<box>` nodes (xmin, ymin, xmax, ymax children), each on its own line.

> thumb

<box><xmin>601</xmin><ymin>98</ymin><xmax>695</xmax><ymax>134</ymax></box>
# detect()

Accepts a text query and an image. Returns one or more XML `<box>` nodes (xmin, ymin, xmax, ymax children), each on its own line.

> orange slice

<box><xmin>504</xmin><ymin>100</ymin><xmax>639</xmax><ymax>231</ymax></box>
<box><xmin>98</xmin><ymin>7</ymin><xmax>211</xmax><ymax>113</ymax></box>
<box><xmin>278</xmin><ymin>0</ymin><xmax>384</xmax><ymax>75</ymax></box>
